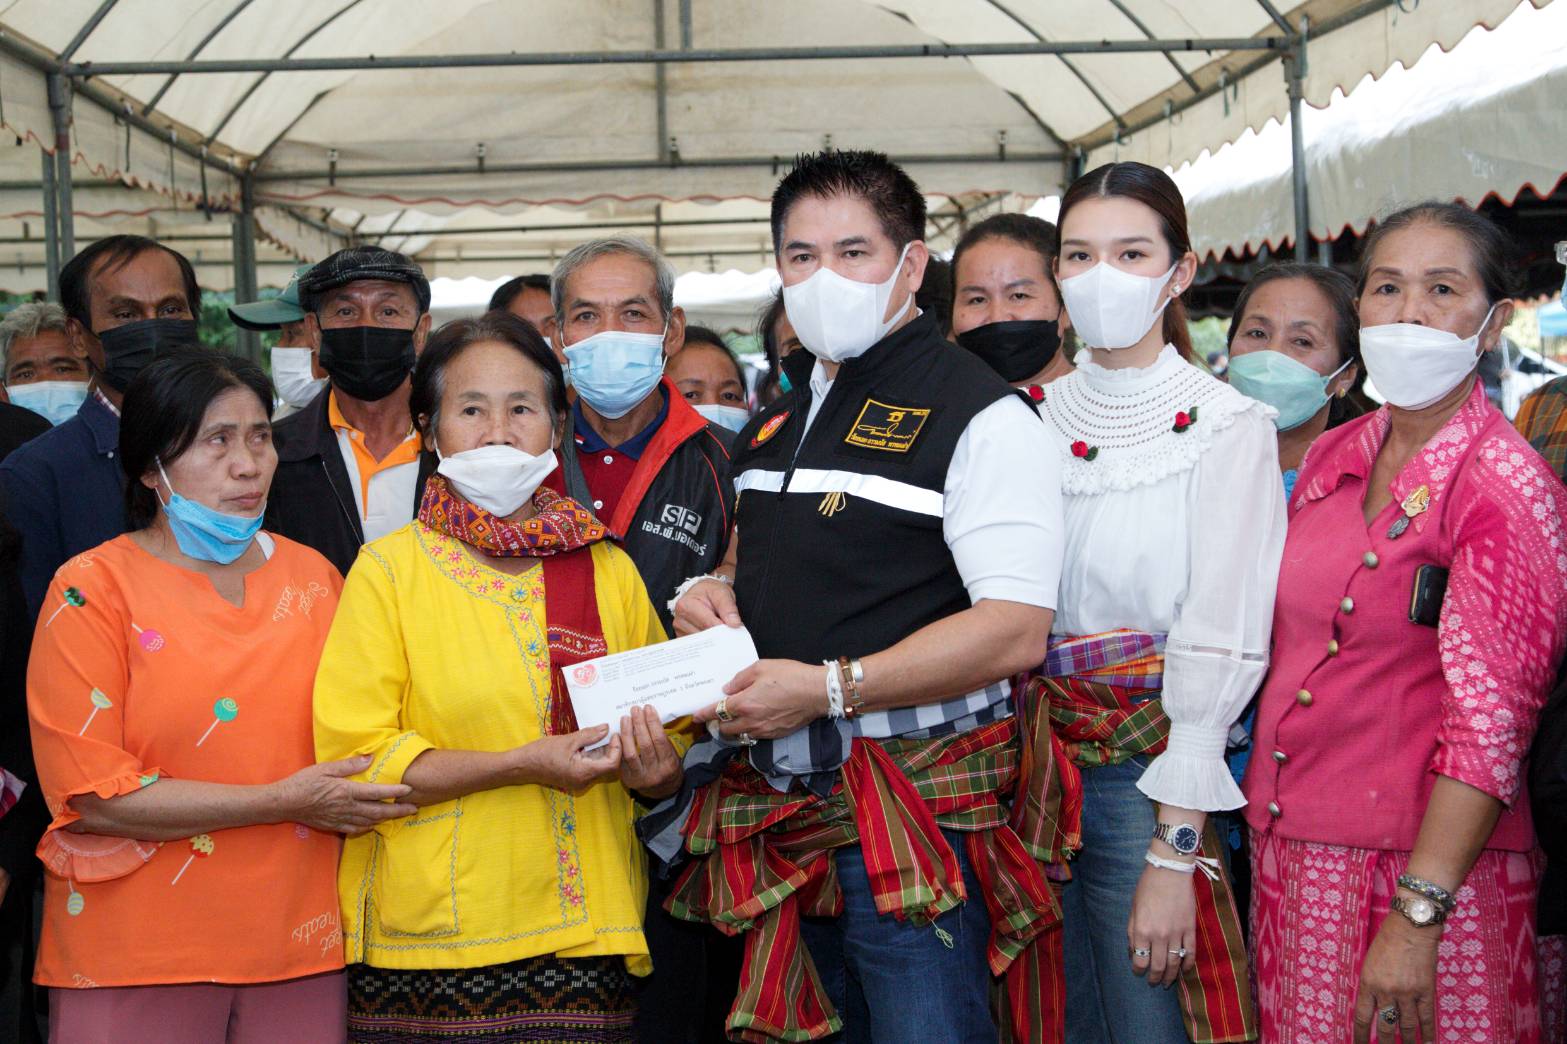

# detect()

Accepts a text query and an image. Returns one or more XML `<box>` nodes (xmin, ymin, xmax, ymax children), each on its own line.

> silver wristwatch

<box><xmin>1152</xmin><ymin>822</ymin><xmax>1200</xmax><ymax>856</ymax></box>
<box><xmin>1392</xmin><ymin>895</ymin><xmax>1447</xmax><ymax>928</ymax></box>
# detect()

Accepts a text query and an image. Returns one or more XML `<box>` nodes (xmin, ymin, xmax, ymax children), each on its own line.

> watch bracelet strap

<box><xmin>1396</xmin><ymin>873</ymin><xmax>1456</xmax><ymax>912</ymax></box>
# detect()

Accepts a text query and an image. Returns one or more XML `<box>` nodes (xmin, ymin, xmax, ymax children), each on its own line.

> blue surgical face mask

<box><xmin>778</xmin><ymin>369</ymin><xmax>793</xmax><ymax>394</ymax></box>
<box><xmin>562</xmin><ymin>324</ymin><xmax>668</xmax><ymax>419</ymax></box>
<box><xmin>1227</xmin><ymin>350</ymin><xmax>1351</xmax><ymax>431</ymax></box>
<box><xmin>6</xmin><ymin>380</ymin><xmax>88</xmax><ymax>425</ymax></box>
<box><xmin>155</xmin><ymin>459</ymin><xmax>264</xmax><ymax>564</ymax></box>
<box><xmin>693</xmin><ymin>403</ymin><xmax>751</xmax><ymax>433</ymax></box>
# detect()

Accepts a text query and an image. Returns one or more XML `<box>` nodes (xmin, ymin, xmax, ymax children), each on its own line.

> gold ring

<box><xmin>1378</xmin><ymin>1006</ymin><xmax>1400</xmax><ymax>1026</ymax></box>
<box><xmin>715</xmin><ymin>698</ymin><xmax>733</xmax><ymax>723</ymax></box>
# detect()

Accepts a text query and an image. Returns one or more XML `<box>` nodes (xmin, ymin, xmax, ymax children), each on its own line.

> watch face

<box><xmin>1407</xmin><ymin>898</ymin><xmax>1435</xmax><ymax>924</ymax></box>
<box><xmin>1171</xmin><ymin>824</ymin><xmax>1200</xmax><ymax>855</ymax></box>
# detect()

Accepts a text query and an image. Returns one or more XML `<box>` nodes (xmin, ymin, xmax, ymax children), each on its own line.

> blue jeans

<box><xmin>800</xmin><ymin>829</ymin><xmax>996</xmax><ymax>1043</ymax></box>
<box><xmin>1060</xmin><ymin>757</ymin><xmax>1190</xmax><ymax>1044</ymax></box>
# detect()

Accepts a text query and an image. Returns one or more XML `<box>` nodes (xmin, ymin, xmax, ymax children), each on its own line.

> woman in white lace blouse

<box><xmin>1026</xmin><ymin>162</ymin><xmax>1286</xmax><ymax>1043</ymax></box>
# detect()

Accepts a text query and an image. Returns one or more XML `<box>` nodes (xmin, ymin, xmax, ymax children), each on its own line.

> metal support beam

<box><xmin>352</xmin><ymin>216</ymin><xmax>772</xmax><ymax>239</ymax></box>
<box><xmin>47</xmin><ymin>74</ymin><xmax>76</xmax><ymax>262</ymax></box>
<box><xmin>66</xmin><ymin>37</ymin><xmax>1283</xmax><ymax>77</ymax></box>
<box><xmin>254</xmin><ymin>149</ymin><xmax>1063</xmax><ymax>183</ymax></box>
<box><xmin>41</xmin><ymin>149</ymin><xmax>60</xmax><ymax>301</ymax></box>
<box><xmin>654</xmin><ymin>0</ymin><xmax>670</xmax><ymax>162</ymax></box>
<box><xmin>231</xmin><ymin>176</ymin><xmax>261</xmax><ymax>360</ymax></box>
<box><xmin>1285</xmin><ymin>27</ymin><xmax>1309</xmax><ymax>262</ymax></box>
<box><xmin>61</xmin><ymin>0</ymin><xmax>121</xmax><ymax>60</ymax></box>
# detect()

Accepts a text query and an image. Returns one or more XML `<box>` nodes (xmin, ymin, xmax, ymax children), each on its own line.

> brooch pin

<box><xmin>1387</xmin><ymin>484</ymin><xmax>1430</xmax><ymax>540</ymax></box>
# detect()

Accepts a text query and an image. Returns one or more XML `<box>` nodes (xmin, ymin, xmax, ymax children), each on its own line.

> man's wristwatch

<box><xmin>1152</xmin><ymin>822</ymin><xmax>1201</xmax><ymax>856</ymax></box>
<box><xmin>1391</xmin><ymin>894</ymin><xmax>1448</xmax><ymax>928</ymax></box>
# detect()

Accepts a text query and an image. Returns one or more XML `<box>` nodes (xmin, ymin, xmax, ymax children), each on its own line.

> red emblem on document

<box><xmin>571</xmin><ymin>664</ymin><xmax>598</xmax><ymax>687</ymax></box>
<box><xmin>751</xmin><ymin>411</ymin><xmax>791</xmax><ymax>448</ymax></box>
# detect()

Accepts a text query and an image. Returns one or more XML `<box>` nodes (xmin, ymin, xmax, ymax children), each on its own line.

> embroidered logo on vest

<box><xmin>844</xmin><ymin>398</ymin><xmax>930</xmax><ymax>453</ymax></box>
<box><xmin>751</xmin><ymin>410</ymin><xmax>790</xmax><ymax>448</ymax></box>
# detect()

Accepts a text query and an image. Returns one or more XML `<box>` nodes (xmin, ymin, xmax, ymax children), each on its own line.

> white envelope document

<box><xmin>565</xmin><ymin>625</ymin><xmax>760</xmax><ymax>748</ymax></box>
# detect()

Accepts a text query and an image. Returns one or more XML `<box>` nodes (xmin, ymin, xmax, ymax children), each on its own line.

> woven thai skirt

<box><xmin>346</xmin><ymin>955</ymin><xmax>635</xmax><ymax>1043</ymax></box>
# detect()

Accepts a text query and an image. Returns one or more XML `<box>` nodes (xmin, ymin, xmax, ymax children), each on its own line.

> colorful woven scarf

<box><xmin>418</xmin><ymin>474</ymin><xmax>608</xmax><ymax>558</ymax></box>
<box><xmin>666</xmin><ymin>720</ymin><xmax>1065</xmax><ymax>1043</ymax></box>
<box><xmin>419</xmin><ymin>475</ymin><xmax>610</xmax><ymax>735</ymax></box>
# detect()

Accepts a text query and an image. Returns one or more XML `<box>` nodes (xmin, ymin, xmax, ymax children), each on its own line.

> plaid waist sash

<box><xmin>666</xmin><ymin>719</ymin><xmax>1064</xmax><ymax>1043</ymax></box>
<box><xmin>1015</xmin><ymin>631</ymin><xmax>1257</xmax><ymax>1043</ymax></box>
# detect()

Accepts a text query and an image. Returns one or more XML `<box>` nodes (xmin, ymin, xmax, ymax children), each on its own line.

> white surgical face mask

<box><xmin>693</xmin><ymin>403</ymin><xmax>751</xmax><ymax>433</ymax></box>
<box><xmin>1059</xmin><ymin>262</ymin><xmax>1177</xmax><ymax>351</ymax></box>
<box><xmin>1360</xmin><ymin>304</ymin><xmax>1496</xmax><ymax>411</ymax></box>
<box><xmin>270</xmin><ymin>346</ymin><xmax>328</xmax><ymax>408</ymax></box>
<box><xmin>783</xmin><ymin>243</ymin><xmax>913</xmax><ymax>363</ymax></box>
<box><xmin>436</xmin><ymin>444</ymin><xmax>557</xmax><ymax>518</ymax></box>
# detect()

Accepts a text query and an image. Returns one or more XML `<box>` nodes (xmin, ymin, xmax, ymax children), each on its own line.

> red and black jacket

<box><xmin>551</xmin><ymin>378</ymin><xmax>734</xmax><ymax>635</ymax></box>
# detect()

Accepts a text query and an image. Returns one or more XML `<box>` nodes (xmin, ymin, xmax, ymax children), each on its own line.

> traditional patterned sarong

<box><xmin>1019</xmin><ymin>630</ymin><xmax>1258</xmax><ymax>1044</ymax></box>
<box><xmin>665</xmin><ymin>718</ymin><xmax>1064</xmax><ymax>1043</ymax></box>
<box><xmin>1250</xmin><ymin>832</ymin><xmax>1560</xmax><ymax>1044</ymax></box>
<box><xmin>346</xmin><ymin>955</ymin><xmax>635</xmax><ymax>1043</ymax></box>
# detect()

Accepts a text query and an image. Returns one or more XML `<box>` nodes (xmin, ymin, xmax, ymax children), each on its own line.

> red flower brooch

<box><xmin>1172</xmin><ymin>406</ymin><xmax>1199</xmax><ymax>433</ymax></box>
<box><xmin>1070</xmin><ymin>440</ymin><xmax>1099</xmax><ymax>461</ymax></box>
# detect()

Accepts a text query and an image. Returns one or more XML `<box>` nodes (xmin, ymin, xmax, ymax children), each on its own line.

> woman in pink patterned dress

<box><xmin>1243</xmin><ymin>201</ymin><xmax>1567</xmax><ymax>1044</ymax></box>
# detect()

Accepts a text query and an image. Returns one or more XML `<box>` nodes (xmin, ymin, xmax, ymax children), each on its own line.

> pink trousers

<box><xmin>49</xmin><ymin>969</ymin><xmax>346</xmax><ymax>1044</ymax></box>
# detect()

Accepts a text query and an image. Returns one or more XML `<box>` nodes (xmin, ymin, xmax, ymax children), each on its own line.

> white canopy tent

<box><xmin>1174</xmin><ymin>0</ymin><xmax>1567</xmax><ymax>262</ymax></box>
<box><xmin>0</xmin><ymin>0</ymin><xmax>1547</xmax><ymax>344</ymax></box>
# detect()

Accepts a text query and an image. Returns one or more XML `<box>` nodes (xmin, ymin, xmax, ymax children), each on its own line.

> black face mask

<box><xmin>96</xmin><ymin>318</ymin><xmax>201</xmax><ymax>391</ymax></box>
<box><xmin>319</xmin><ymin>325</ymin><xmax>416</xmax><ymax>402</ymax></box>
<box><xmin>955</xmin><ymin>319</ymin><xmax>1062</xmax><ymax>385</ymax></box>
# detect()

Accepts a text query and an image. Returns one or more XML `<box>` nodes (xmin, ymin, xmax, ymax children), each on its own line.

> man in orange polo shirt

<box><xmin>264</xmin><ymin>247</ymin><xmax>435</xmax><ymax>575</ymax></box>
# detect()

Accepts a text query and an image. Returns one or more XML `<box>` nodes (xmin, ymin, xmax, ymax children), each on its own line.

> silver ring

<box><xmin>1378</xmin><ymin>1005</ymin><xmax>1400</xmax><ymax>1026</ymax></box>
<box><xmin>715</xmin><ymin>698</ymin><xmax>733</xmax><ymax>723</ymax></box>
<box><xmin>739</xmin><ymin>732</ymin><xmax>757</xmax><ymax>746</ymax></box>
<box><xmin>1132</xmin><ymin>947</ymin><xmax>1151</xmax><ymax>958</ymax></box>
<box><xmin>1169</xmin><ymin>948</ymin><xmax>1188</xmax><ymax>958</ymax></box>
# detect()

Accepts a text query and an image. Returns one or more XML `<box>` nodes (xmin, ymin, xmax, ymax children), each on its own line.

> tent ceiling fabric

<box><xmin>0</xmin><ymin>0</ymin><xmax>1553</xmax><ymax>288</ymax></box>
<box><xmin>1176</xmin><ymin>0</ymin><xmax>1567</xmax><ymax>261</ymax></box>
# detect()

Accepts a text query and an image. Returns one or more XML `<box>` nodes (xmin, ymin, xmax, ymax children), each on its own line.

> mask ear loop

<box><xmin>153</xmin><ymin>457</ymin><xmax>175</xmax><ymax>510</ymax></box>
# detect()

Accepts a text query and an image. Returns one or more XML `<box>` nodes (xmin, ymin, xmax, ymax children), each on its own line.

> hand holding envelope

<box><xmin>564</xmin><ymin>625</ymin><xmax>761</xmax><ymax>748</ymax></box>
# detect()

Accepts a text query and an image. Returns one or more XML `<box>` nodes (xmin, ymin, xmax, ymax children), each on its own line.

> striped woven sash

<box><xmin>1015</xmin><ymin>630</ymin><xmax>1258</xmax><ymax>1044</ymax></box>
<box><xmin>666</xmin><ymin>719</ymin><xmax>1064</xmax><ymax>1043</ymax></box>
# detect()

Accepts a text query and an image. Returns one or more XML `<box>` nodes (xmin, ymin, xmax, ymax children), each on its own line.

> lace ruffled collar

<box><xmin>1041</xmin><ymin>346</ymin><xmax>1274</xmax><ymax>493</ymax></box>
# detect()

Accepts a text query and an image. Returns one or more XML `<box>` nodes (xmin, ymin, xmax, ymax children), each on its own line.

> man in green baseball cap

<box><xmin>228</xmin><ymin>263</ymin><xmax>325</xmax><ymax>416</ymax></box>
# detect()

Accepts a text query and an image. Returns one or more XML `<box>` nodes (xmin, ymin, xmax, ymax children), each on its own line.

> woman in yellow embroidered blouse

<box><xmin>313</xmin><ymin>313</ymin><xmax>680</xmax><ymax>1043</ymax></box>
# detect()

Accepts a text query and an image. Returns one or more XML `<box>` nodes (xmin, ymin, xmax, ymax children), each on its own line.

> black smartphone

<box><xmin>1409</xmin><ymin>564</ymin><xmax>1449</xmax><ymax>627</ymax></box>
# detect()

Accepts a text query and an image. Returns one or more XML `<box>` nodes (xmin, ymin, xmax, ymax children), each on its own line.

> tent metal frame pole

<box><xmin>63</xmin><ymin>37</ymin><xmax>1283</xmax><ymax>77</ymax></box>
<box><xmin>1285</xmin><ymin>28</ymin><xmax>1309</xmax><ymax>262</ymax></box>
<box><xmin>350</xmin><ymin>216</ymin><xmax>773</xmax><ymax>239</ymax></box>
<box><xmin>254</xmin><ymin>149</ymin><xmax>1064</xmax><ymax>183</ymax></box>
<box><xmin>654</xmin><ymin>0</ymin><xmax>670</xmax><ymax>163</ymax></box>
<box><xmin>47</xmin><ymin>73</ymin><xmax>76</xmax><ymax>261</ymax></box>
<box><xmin>231</xmin><ymin>175</ymin><xmax>261</xmax><ymax>361</ymax></box>
<box><xmin>40</xmin><ymin>147</ymin><xmax>60</xmax><ymax>301</ymax></box>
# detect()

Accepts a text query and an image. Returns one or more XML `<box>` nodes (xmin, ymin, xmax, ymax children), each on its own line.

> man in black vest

<box><xmin>666</xmin><ymin>150</ymin><xmax>1065</xmax><ymax>1039</ymax></box>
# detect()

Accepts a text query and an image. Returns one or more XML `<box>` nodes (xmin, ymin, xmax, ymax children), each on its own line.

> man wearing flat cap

<box><xmin>265</xmin><ymin>246</ymin><xmax>436</xmax><ymax>575</ymax></box>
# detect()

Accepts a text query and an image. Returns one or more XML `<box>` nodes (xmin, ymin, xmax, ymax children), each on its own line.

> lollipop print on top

<box><xmin>77</xmin><ymin>688</ymin><xmax>113</xmax><ymax>736</ymax></box>
<box><xmin>195</xmin><ymin>698</ymin><xmax>238</xmax><ymax>747</ymax></box>
<box><xmin>170</xmin><ymin>834</ymin><xmax>214</xmax><ymax>885</ymax></box>
<box><xmin>131</xmin><ymin>623</ymin><xmax>165</xmax><ymax>652</ymax></box>
<box><xmin>44</xmin><ymin>586</ymin><xmax>86</xmax><ymax>628</ymax></box>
